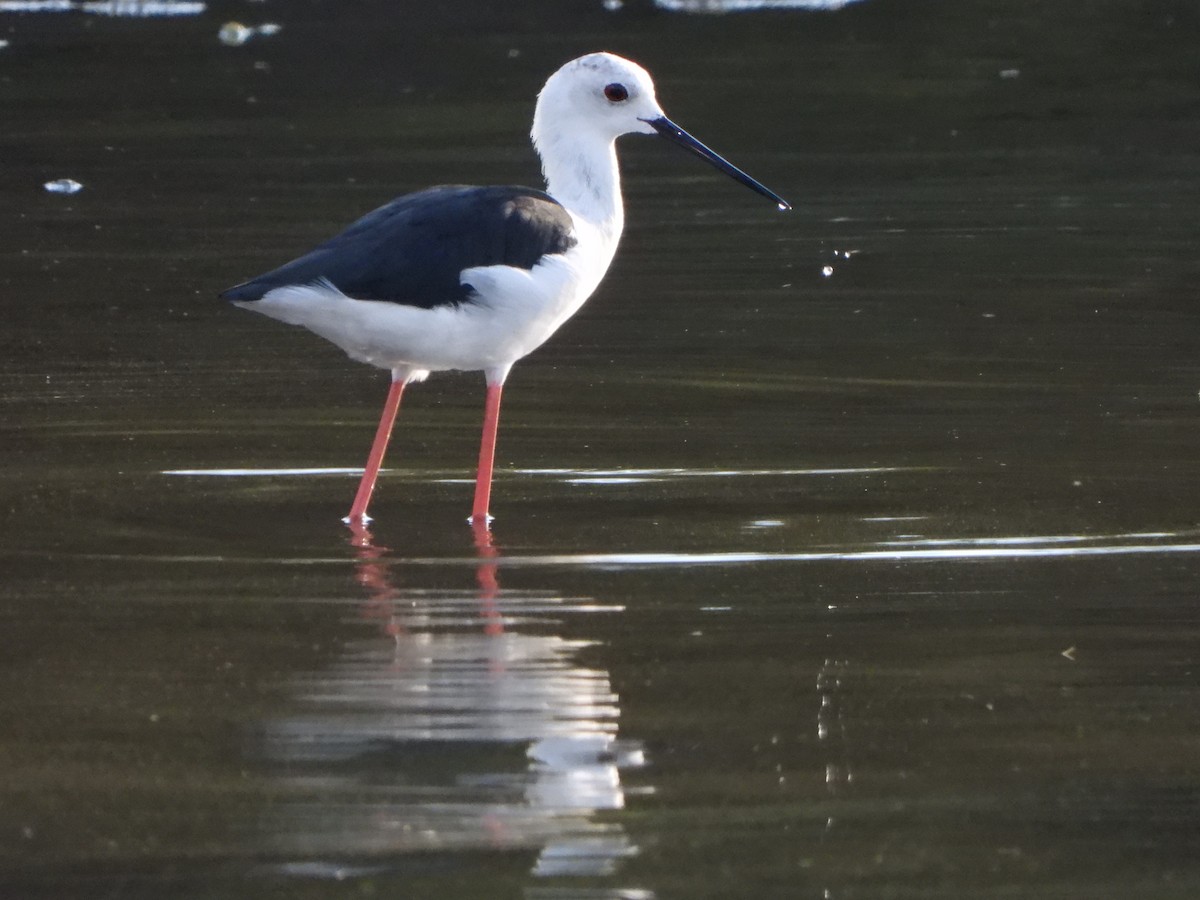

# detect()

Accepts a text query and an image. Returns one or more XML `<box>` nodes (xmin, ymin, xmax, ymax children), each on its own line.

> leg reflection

<box><xmin>471</xmin><ymin>518</ymin><xmax>503</xmax><ymax>637</ymax></box>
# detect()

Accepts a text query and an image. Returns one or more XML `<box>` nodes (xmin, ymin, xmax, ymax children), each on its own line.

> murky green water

<box><xmin>2</xmin><ymin>2</ymin><xmax>1199</xmax><ymax>897</ymax></box>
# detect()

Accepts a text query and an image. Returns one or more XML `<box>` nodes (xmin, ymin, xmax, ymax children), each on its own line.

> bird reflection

<box><xmin>471</xmin><ymin>519</ymin><xmax>504</xmax><ymax>637</ymax></box>
<box><xmin>256</xmin><ymin>520</ymin><xmax>645</xmax><ymax>880</ymax></box>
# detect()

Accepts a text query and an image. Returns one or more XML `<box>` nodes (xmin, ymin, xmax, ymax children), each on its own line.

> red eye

<box><xmin>603</xmin><ymin>83</ymin><xmax>629</xmax><ymax>102</ymax></box>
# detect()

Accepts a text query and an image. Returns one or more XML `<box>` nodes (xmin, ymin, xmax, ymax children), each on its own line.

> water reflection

<box><xmin>255</xmin><ymin>522</ymin><xmax>646</xmax><ymax>881</ymax></box>
<box><xmin>816</xmin><ymin>657</ymin><xmax>851</xmax><ymax>795</ymax></box>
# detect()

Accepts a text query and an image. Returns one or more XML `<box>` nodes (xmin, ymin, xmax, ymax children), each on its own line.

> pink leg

<box><xmin>470</xmin><ymin>382</ymin><xmax>504</xmax><ymax>525</ymax></box>
<box><xmin>345</xmin><ymin>377</ymin><xmax>406</xmax><ymax>523</ymax></box>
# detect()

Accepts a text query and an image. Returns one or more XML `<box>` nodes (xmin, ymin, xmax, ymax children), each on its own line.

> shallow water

<box><xmin>2</xmin><ymin>2</ymin><xmax>1199</xmax><ymax>897</ymax></box>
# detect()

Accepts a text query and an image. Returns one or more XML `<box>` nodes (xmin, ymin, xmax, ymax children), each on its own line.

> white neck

<box><xmin>533</xmin><ymin>127</ymin><xmax>625</xmax><ymax>240</ymax></box>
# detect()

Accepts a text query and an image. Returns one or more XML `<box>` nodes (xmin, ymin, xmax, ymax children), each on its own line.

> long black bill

<box><xmin>643</xmin><ymin>115</ymin><xmax>791</xmax><ymax>211</ymax></box>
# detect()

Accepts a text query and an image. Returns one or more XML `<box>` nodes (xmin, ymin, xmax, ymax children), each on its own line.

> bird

<box><xmin>221</xmin><ymin>52</ymin><xmax>788</xmax><ymax>527</ymax></box>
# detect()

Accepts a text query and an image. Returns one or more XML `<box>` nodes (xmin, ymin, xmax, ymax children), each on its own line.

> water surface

<box><xmin>2</xmin><ymin>2</ymin><xmax>1199</xmax><ymax>897</ymax></box>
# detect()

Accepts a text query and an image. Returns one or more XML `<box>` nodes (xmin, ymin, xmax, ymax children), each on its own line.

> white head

<box><xmin>532</xmin><ymin>52</ymin><xmax>664</xmax><ymax>147</ymax></box>
<box><xmin>531</xmin><ymin>52</ymin><xmax>790</xmax><ymax>215</ymax></box>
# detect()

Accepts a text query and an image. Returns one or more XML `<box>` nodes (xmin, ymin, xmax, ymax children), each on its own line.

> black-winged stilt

<box><xmin>222</xmin><ymin>52</ymin><xmax>788</xmax><ymax>526</ymax></box>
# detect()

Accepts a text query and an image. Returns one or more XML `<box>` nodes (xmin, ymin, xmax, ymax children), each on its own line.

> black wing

<box><xmin>220</xmin><ymin>185</ymin><xmax>577</xmax><ymax>309</ymax></box>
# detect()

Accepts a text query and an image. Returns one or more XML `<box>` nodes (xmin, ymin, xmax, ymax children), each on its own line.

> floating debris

<box><xmin>218</xmin><ymin>21</ymin><xmax>251</xmax><ymax>45</ymax></box>
<box><xmin>821</xmin><ymin>265</ymin><xmax>834</xmax><ymax>277</ymax></box>
<box><xmin>218</xmin><ymin>20</ymin><xmax>281</xmax><ymax>46</ymax></box>
<box><xmin>999</xmin><ymin>68</ymin><xmax>1021</xmax><ymax>80</ymax></box>
<box><xmin>43</xmin><ymin>178</ymin><xmax>83</xmax><ymax>195</ymax></box>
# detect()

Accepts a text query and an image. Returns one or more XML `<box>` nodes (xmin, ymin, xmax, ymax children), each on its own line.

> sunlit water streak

<box><xmin>518</xmin><ymin>466</ymin><xmax>923</xmax><ymax>485</ymax></box>
<box><xmin>0</xmin><ymin>0</ymin><xmax>205</xmax><ymax>14</ymax></box>
<box><xmin>163</xmin><ymin>467</ymin><xmax>368</xmax><ymax>477</ymax></box>
<box><xmin>513</xmin><ymin>472</ymin><xmax>916</xmax><ymax>480</ymax></box>
<box><xmin>162</xmin><ymin>465</ymin><xmax>930</xmax><ymax>482</ymax></box>
<box><xmin>654</xmin><ymin>0</ymin><xmax>867</xmax><ymax>12</ymax></box>
<box><xmin>53</xmin><ymin>532</ymin><xmax>1200</xmax><ymax>569</ymax></box>
<box><xmin>481</xmin><ymin>540</ymin><xmax>1200</xmax><ymax>568</ymax></box>
<box><xmin>881</xmin><ymin>532</ymin><xmax>1177</xmax><ymax>547</ymax></box>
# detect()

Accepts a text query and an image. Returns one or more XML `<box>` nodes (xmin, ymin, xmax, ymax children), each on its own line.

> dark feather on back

<box><xmin>220</xmin><ymin>185</ymin><xmax>577</xmax><ymax>308</ymax></box>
